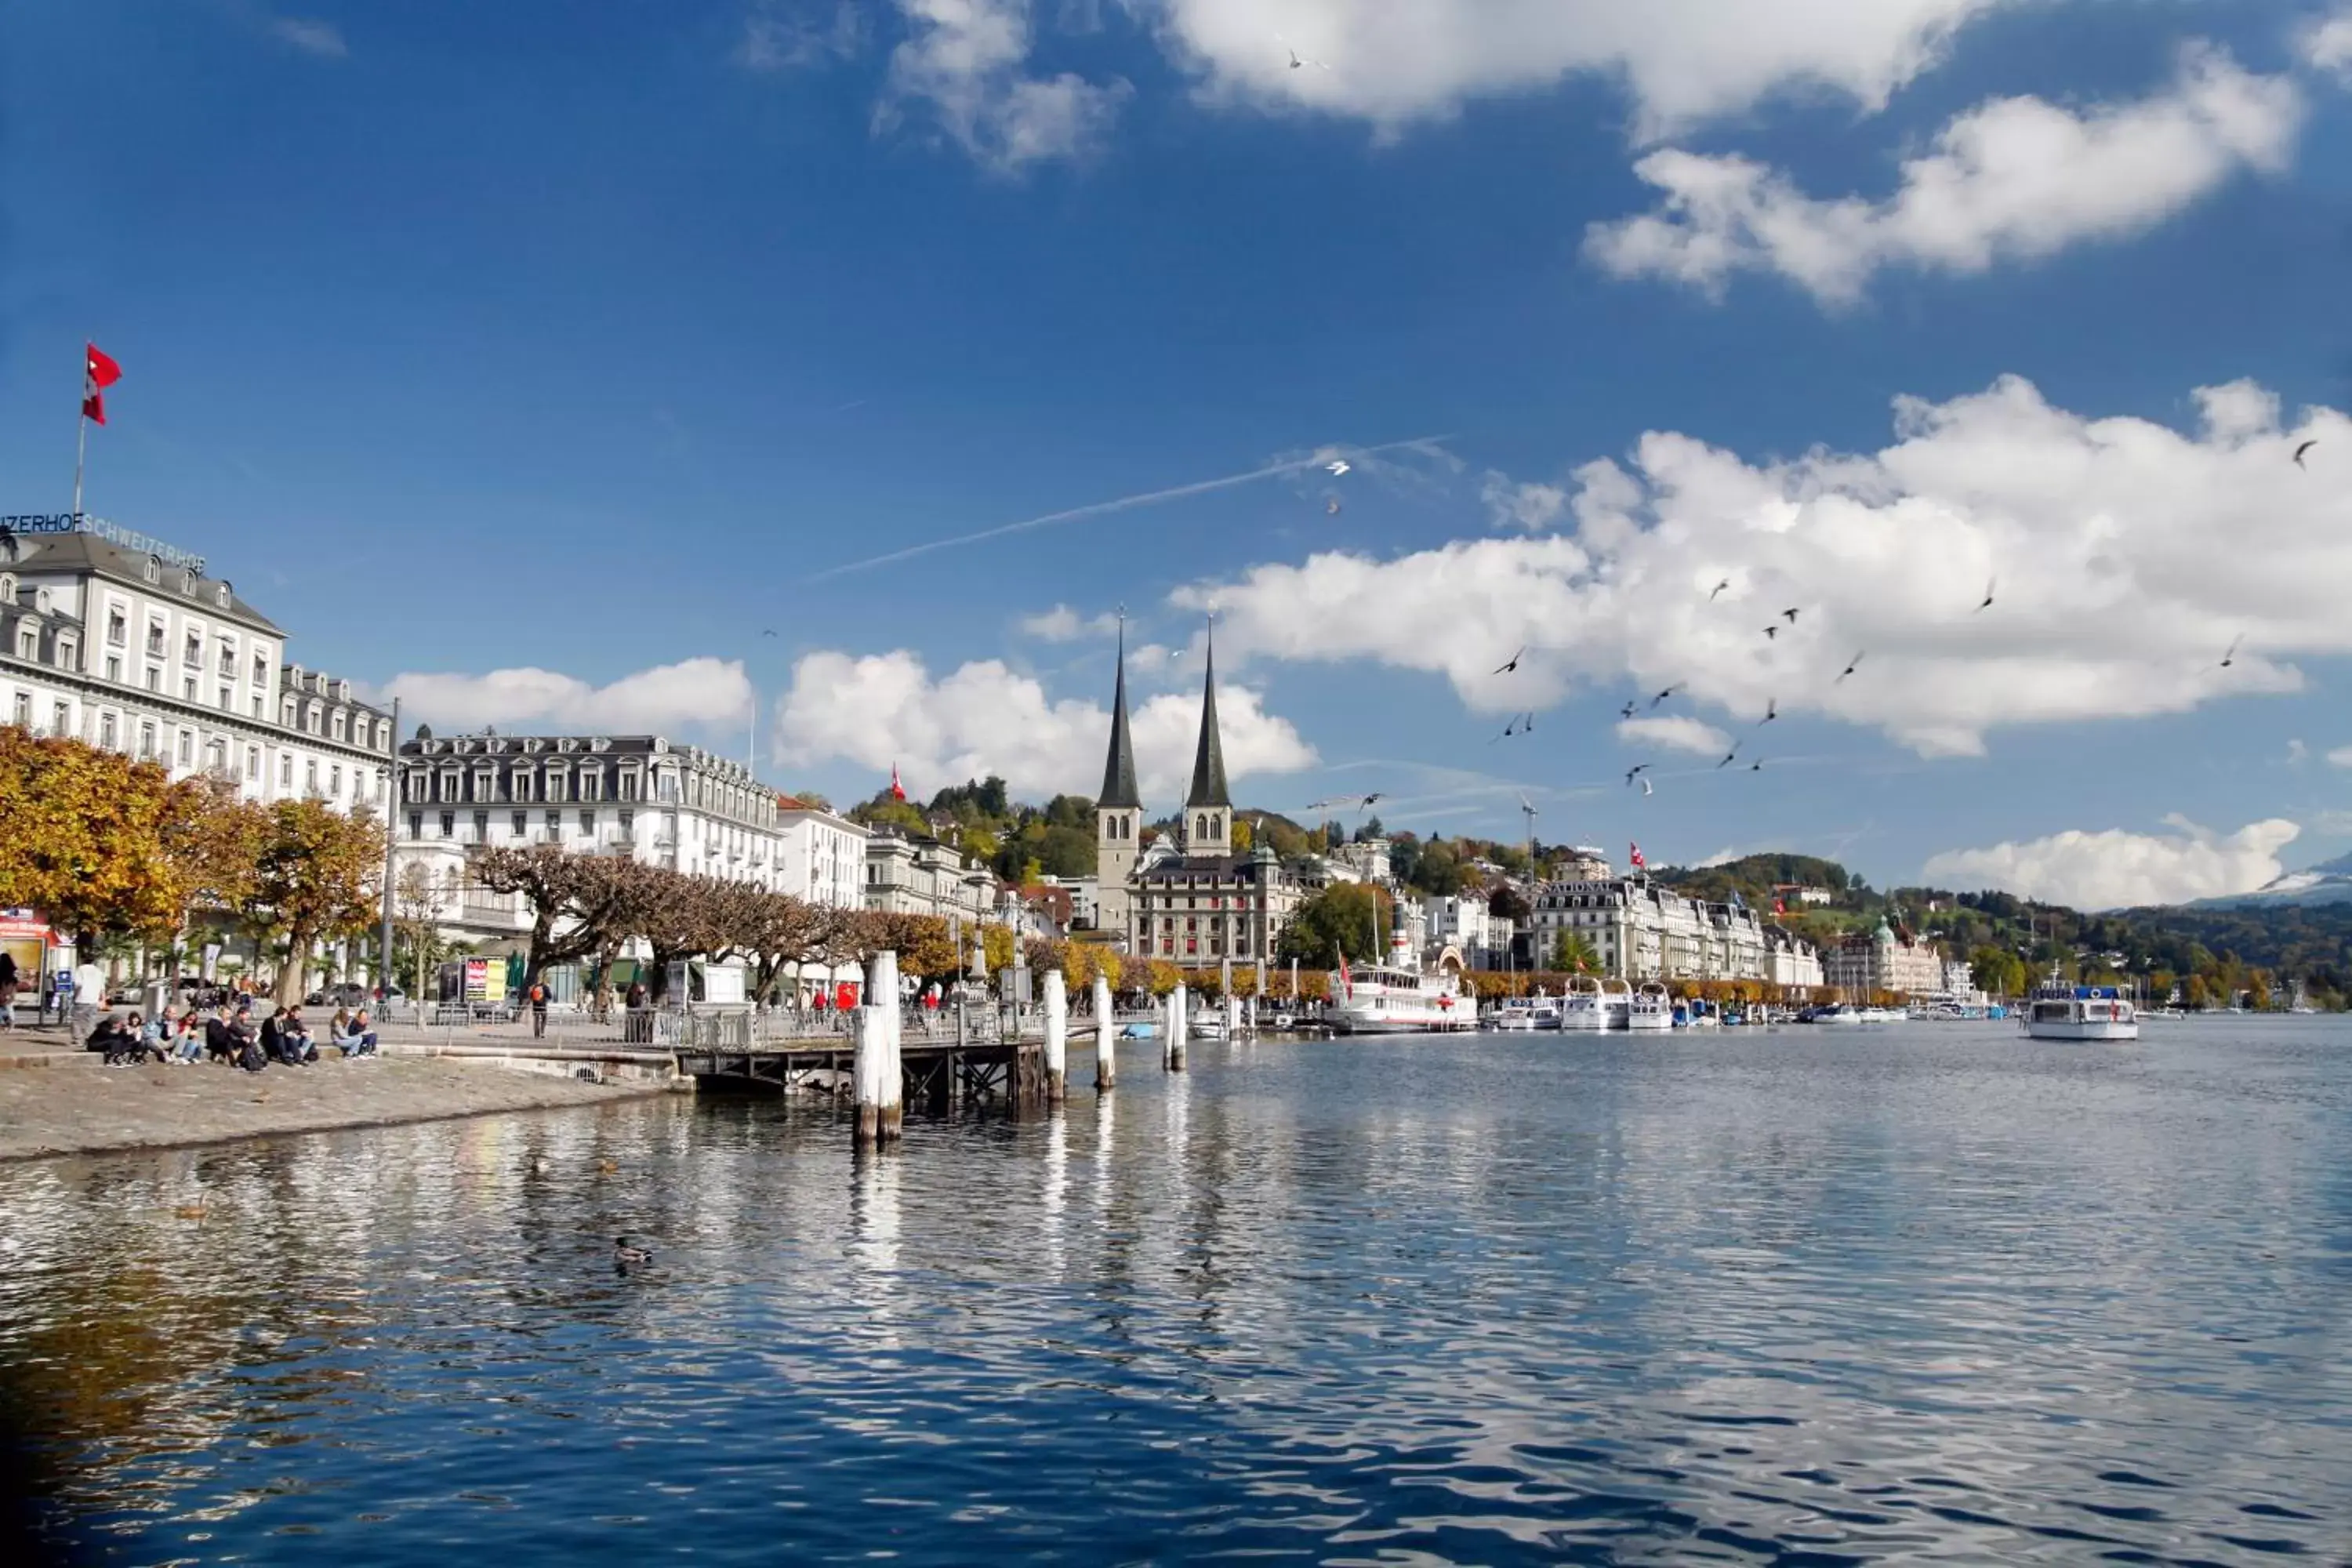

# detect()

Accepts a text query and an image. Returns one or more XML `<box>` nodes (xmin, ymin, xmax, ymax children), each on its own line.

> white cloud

<box><xmin>1587</xmin><ymin>45</ymin><xmax>2302</xmax><ymax>305</ymax></box>
<box><xmin>1480</xmin><ymin>473</ymin><xmax>1569</xmax><ymax>532</ymax></box>
<box><xmin>1616</xmin><ymin>715</ymin><xmax>1730</xmax><ymax>757</ymax></box>
<box><xmin>2328</xmin><ymin>746</ymin><xmax>2352</xmax><ymax>768</ymax></box>
<box><xmin>881</xmin><ymin>0</ymin><xmax>1131</xmax><ymax>172</ymax></box>
<box><xmin>1017</xmin><ymin>604</ymin><xmax>1120</xmax><ymax>641</ymax></box>
<box><xmin>1923</xmin><ymin>816</ymin><xmax>2300</xmax><ymax>910</ymax></box>
<box><xmin>1175</xmin><ymin>374</ymin><xmax>2350</xmax><ymax>757</ymax></box>
<box><xmin>2303</xmin><ymin>7</ymin><xmax>2352</xmax><ymax>80</ymax></box>
<box><xmin>2287</xmin><ymin>738</ymin><xmax>2309</xmax><ymax>764</ymax></box>
<box><xmin>270</xmin><ymin>17</ymin><xmax>349</xmax><ymax>59</ymax></box>
<box><xmin>382</xmin><ymin>659</ymin><xmax>755</xmax><ymax>735</ymax></box>
<box><xmin>773</xmin><ymin>648</ymin><xmax>1316</xmax><ymax>801</ymax></box>
<box><xmin>1149</xmin><ymin>0</ymin><xmax>2012</xmax><ymax>142</ymax></box>
<box><xmin>737</xmin><ymin>0</ymin><xmax>862</xmax><ymax>70</ymax></box>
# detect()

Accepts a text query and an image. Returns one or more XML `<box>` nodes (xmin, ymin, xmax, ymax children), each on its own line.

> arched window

<box><xmin>0</xmin><ymin>573</ymin><xmax>13</xmax><ymax>604</ymax></box>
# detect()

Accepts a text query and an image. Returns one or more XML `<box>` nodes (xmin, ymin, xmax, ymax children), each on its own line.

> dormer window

<box><xmin>143</xmin><ymin>555</ymin><xmax>161</xmax><ymax>584</ymax></box>
<box><xmin>216</xmin><ymin>583</ymin><xmax>231</xmax><ymax>608</ymax></box>
<box><xmin>0</xmin><ymin>574</ymin><xmax>13</xmax><ymax>604</ymax></box>
<box><xmin>34</xmin><ymin>589</ymin><xmax>51</xmax><ymax>615</ymax></box>
<box><xmin>180</xmin><ymin>570</ymin><xmax>195</xmax><ymax>594</ymax></box>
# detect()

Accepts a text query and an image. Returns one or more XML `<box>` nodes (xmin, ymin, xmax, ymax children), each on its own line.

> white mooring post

<box><xmin>874</xmin><ymin>949</ymin><xmax>903</xmax><ymax>1145</ymax></box>
<box><xmin>1167</xmin><ymin>984</ymin><xmax>1188</xmax><ymax>1073</ymax></box>
<box><xmin>853</xmin><ymin>995</ymin><xmax>885</xmax><ymax>1149</ymax></box>
<box><xmin>1093</xmin><ymin>972</ymin><xmax>1116</xmax><ymax>1090</ymax></box>
<box><xmin>1043</xmin><ymin>967</ymin><xmax>1068</xmax><ymax>1105</ymax></box>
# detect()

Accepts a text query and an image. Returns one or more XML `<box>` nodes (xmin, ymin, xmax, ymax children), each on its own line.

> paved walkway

<box><xmin>0</xmin><ymin>1049</ymin><xmax>666</xmax><ymax>1162</ymax></box>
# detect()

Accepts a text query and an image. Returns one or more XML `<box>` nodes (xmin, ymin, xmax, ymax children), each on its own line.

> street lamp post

<box><xmin>379</xmin><ymin>697</ymin><xmax>400</xmax><ymax>1004</ymax></box>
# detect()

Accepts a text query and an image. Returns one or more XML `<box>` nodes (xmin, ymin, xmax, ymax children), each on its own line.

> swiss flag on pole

<box><xmin>82</xmin><ymin>343</ymin><xmax>122</xmax><ymax>425</ymax></box>
<box><xmin>888</xmin><ymin>763</ymin><xmax>907</xmax><ymax>803</ymax></box>
<box><xmin>1338</xmin><ymin>953</ymin><xmax>1352</xmax><ymax>999</ymax></box>
<box><xmin>1629</xmin><ymin>842</ymin><xmax>1646</xmax><ymax>871</ymax></box>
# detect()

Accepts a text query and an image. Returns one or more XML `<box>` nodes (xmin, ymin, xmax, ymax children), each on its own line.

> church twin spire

<box><xmin>1096</xmin><ymin>612</ymin><xmax>1230</xmax><ymax>832</ymax></box>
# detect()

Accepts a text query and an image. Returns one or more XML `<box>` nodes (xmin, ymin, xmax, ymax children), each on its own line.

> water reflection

<box><xmin>2</xmin><ymin>1022</ymin><xmax>2349</xmax><ymax>1564</ymax></box>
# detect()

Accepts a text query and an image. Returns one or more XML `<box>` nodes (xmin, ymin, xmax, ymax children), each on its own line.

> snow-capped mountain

<box><xmin>2190</xmin><ymin>852</ymin><xmax>2352</xmax><ymax>909</ymax></box>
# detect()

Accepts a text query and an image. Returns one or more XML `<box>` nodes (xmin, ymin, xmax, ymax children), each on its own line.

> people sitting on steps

<box><xmin>332</xmin><ymin>1007</ymin><xmax>380</xmax><ymax>1058</ymax></box>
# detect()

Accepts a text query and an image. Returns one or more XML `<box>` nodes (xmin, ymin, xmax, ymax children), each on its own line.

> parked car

<box><xmin>306</xmin><ymin>982</ymin><xmax>397</xmax><ymax>1007</ymax></box>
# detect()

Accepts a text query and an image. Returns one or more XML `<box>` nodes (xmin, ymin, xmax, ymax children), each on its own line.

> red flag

<box><xmin>1629</xmin><ymin>842</ymin><xmax>1646</xmax><ymax>871</ymax></box>
<box><xmin>1338</xmin><ymin>953</ymin><xmax>1352</xmax><ymax>999</ymax></box>
<box><xmin>889</xmin><ymin>763</ymin><xmax>906</xmax><ymax>803</ymax></box>
<box><xmin>82</xmin><ymin>343</ymin><xmax>121</xmax><ymax>425</ymax></box>
<box><xmin>1773</xmin><ymin>897</ymin><xmax>1787</xmax><ymax>916</ymax></box>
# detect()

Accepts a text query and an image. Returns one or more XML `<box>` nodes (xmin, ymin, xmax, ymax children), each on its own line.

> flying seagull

<box><xmin>1625</xmin><ymin>764</ymin><xmax>1650</xmax><ymax>786</ymax></box>
<box><xmin>2221</xmin><ymin>635</ymin><xmax>2243</xmax><ymax>669</ymax></box>
<box><xmin>1287</xmin><ymin>45</ymin><xmax>1332</xmax><ymax>71</ymax></box>
<box><xmin>1837</xmin><ymin>652</ymin><xmax>1864</xmax><ymax>682</ymax></box>
<box><xmin>1762</xmin><ymin>625</ymin><xmax>1779</xmax><ymax>641</ymax></box>
<box><xmin>1761</xmin><ymin>697</ymin><xmax>1777</xmax><ymax>724</ymax></box>
<box><xmin>1718</xmin><ymin>743</ymin><xmax>1742</xmax><ymax>769</ymax></box>
<box><xmin>1977</xmin><ymin>578</ymin><xmax>1996</xmax><ymax>612</ymax></box>
<box><xmin>1325</xmin><ymin>459</ymin><xmax>1351</xmax><ymax>476</ymax></box>
<box><xmin>1640</xmin><ymin>776</ymin><xmax>1654</xmax><ymax>797</ymax></box>
<box><xmin>1709</xmin><ymin>579</ymin><xmax>1732</xmax><ymax>601</ymax></box>
<box><xmin>1326</xmin><ymin>497</ymin><xmax>1341</xmax><ymax>516</ymax></box>
<box><xmin>1494</xmin><ymin>647</ymin><xmax>1524</xmax><ymax>674</ymax></box>
<box><xmin>1749</xmin><ymin>760</ymin><xmax>1765</xmax><ymax>772</ymax></box>
<box><xmin>1782</xmin><ymin>608</ymin><xmax>1800</xmax><ymax>624</ymax></box>
<box><xmin>2293</xmin><ymin>440</ymin><xmax>2317</xmax><ymax>469</ymax></box>
<box><xmin>1650</xmin><ymin>685</ymin><xmax>1679</xmax><ymax>709</ymax></box>
<box><xmin>1620</xmin><ymin>701</ymin><xmax>1638</xmax><ymax>720</ymax></box>
<box><xmin>761</xmin><ymin>629</ymin><xmax>778</xmax><ymax>637</ymax></box>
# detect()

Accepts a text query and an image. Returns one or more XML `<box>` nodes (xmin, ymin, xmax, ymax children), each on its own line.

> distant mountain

<box><xmin>2190</xmin><ymin>851</ymin><xmax>2352</xmax><ymax>910</ymax></box>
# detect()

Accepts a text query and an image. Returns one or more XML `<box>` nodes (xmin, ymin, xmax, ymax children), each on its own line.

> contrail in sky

<box><xmin>807</xmin><ymin>434</ymin><xmax>1452</xmax><ymax>583</ymax></box>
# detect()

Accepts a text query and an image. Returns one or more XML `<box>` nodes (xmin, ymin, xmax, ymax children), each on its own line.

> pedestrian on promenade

<box><xmin>71</xmin><ymin>956</ymin><xmax>104</xmax><ymax>1038</ymax></box>
<box><xmin>0</xmin><ymin>949</ymin><xmax>16</xmax><ymax>1029</ymax></box>
<box><xmin>527</xmin><ymin>979</ymin><xmax>550</xmax><ymax>1039</ymax></box>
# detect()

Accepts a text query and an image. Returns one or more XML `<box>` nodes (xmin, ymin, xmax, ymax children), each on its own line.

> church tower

<box><xmin>1094</xmin><ymin>618</ymin><xmax>1143</xmax><ymax>938</ymax></box>
<box><xmin>1181</xmin><ymin>626</ymin><xmax>1233</xmax><ymax>858</ymax></box>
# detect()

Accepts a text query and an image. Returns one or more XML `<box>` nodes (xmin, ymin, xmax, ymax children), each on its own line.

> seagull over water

<box><xmin>1650</xmin><ymin>685</ymin><xmax>1679</xmax><ymax>709</ymax></box>
<box><xmin>1625</xmin><ymin>764</ymin><xmax>1650</xmax><ymax>786</ymax></box>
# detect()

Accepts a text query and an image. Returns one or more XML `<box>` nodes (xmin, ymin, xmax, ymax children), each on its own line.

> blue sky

<box><xmin>7</xmin><ymin>0</ymin><xmax>2352</xmax><ymax>906</ymax></box>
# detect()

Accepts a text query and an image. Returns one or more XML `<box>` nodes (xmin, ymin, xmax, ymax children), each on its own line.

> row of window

<box><xmin>406</xmin><ymin>764</ymin><xmax>656</xmax><ymax>806</ymax></box>
<box><xmin>11</xmin><ymin>689</ymin><xmax>376</xmax><ymax>802</ymax></box>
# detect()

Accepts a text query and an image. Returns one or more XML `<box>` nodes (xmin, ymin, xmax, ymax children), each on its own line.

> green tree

<box><xmin>1551</xmin><ymin>931</ymin><xmax>1600</xmax><ymax>974</ymax></box>
<box><xmin>1273</xmin><ymin>884</ymin><xmax>1394</xmax><ymax>967</ymax></box>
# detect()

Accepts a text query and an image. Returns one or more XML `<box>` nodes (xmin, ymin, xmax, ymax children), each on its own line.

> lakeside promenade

<box><xmin>0</xmin><ymin>1025</ymin><xmax>664</xmax><ymax>1162</ymax></box>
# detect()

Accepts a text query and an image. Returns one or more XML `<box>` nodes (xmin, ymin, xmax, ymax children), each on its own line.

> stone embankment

<box><xmin>0</xmin><ymin>1029</ymin><xmax>666</xmax><ymax>1161</ymax></box>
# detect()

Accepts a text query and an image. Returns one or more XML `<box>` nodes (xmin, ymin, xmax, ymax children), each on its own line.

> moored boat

<box><xmin>1560</xmin><ymin>977</ymin><xmax>1609</xmax><ymax>1031</ymax></box>
<box><xmin>1626</xmin><ymin>982</ymin><xmax>1673</xmax><ymax>1032</ymax></box>
<box><xmin>1328</xmin><ymin>931</ymin><xmax>1479</xmax><ymax>1035</ymax></box>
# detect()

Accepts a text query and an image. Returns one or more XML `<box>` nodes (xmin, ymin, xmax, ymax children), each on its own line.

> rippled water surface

<box><xmin>4</xmin><ymin>1021</ymin><xmax>2350</xmax><ymax>1564</ymax></box>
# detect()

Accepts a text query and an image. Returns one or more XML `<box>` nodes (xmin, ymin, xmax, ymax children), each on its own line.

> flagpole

<box><xmin>72</xmin><ymin>404</ymin><xmax>87</xmax><ymax>521</ymax></box>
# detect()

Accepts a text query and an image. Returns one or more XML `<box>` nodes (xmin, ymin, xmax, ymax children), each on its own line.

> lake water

<box><xmin>3</xmin><ymin>1019</ymin><xmax>2349</xmax><ymax>1565</ymax></box>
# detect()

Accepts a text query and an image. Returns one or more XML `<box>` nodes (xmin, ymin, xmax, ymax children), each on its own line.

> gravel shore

<box><xmin>0</xmin><ymin>1052</ymin><xmax>668</xmax><ymax>1162</ymax></box>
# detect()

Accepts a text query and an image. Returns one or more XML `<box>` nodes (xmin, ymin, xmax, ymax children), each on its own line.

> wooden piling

<box><xmin>1093</xmin><ymin>973</ymin><xmax>1116</xmax><ymax>1090</ymax></box>
<box><xmin>872</xmin><ymin>949</ymin><xmax>904</xmax><ymax>1145</ymax></box>
<box><xmin>852</xmin><ymin>994</ymin><xmax>884</xmax><ymax>1149</ymax></box>
<box><xmin>1042</xmin><ymin>968</ymin><xmax>1068</xmax><ymax>1105</ymax></box>
<box><xmin>1166</xmin><ymin>984</ymin><xmax>1188</xmax><ymax>1073</ymax></box>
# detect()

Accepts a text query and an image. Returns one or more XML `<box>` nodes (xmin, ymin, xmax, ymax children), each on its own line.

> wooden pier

<box><xmin>672</xmin><ymin>1033</ymin><xmax>1053</xmax><ymax>1112</ymax></box>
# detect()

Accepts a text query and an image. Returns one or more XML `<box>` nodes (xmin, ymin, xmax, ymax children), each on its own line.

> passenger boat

<box><xmin>1625</xmin><ymin>982</ymin><xmax>1673</xmax><ymax>1032</ymax></box>
<box><xmin>2021</xmin><ymin>980</ymin><xmax>2138</xmax><ymax>1042</ymax></box>
<box><xmin>1327</xmin><ymin>931</ymin><xmax>1480</xmax><ymax>1034</ymax></box>
<box><xmin>1490</xmin><ymin>995</ymin><xmax>1559</xmax><ymax>1031</ymax></box>
<box><xmin>1560</xmin><ymin>977</ymin><xmax>1610</xmax><ymax>1031</ymax></box>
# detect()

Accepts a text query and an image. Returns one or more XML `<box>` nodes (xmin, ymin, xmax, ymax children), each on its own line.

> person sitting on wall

<box><xmin>333</xmin><ymin>1007</ymin><xmax>379</xmax><ymax>1058</ymax></box>
<box><xmin>172</xmin><ymin>1010</ymin><xmax>205</xmax><ymax>1063</ymax></box>
<box><xmin>279</xmin><ymin>1007</ymin><xmax>318</xmax><ymax>1065</ymax></box>
<box><xmin>205</xmin><ymin>1004</ymin><xmax>239</xmax><ymax>1064</ymax></box>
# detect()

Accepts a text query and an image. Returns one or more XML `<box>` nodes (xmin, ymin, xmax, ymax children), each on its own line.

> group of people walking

<box><xmin>83</xmin><ymin>1000</ymin><xmax>380</xmax><ymax>1070</ymax></box>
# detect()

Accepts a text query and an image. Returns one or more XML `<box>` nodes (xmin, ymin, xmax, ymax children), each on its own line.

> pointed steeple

<box><xmin>1186</xmin><ymin>624</ymin><xmax>1232</xmax><ymax>810</ymax></box>
<box><xmin>1098</xmin><ymin>615</ymin><xmax>1142</xmax><ymax>810</ymax></box>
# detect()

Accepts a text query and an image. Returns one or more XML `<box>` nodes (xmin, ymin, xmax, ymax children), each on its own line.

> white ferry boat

<box><xmin>1626</xmin><ymin>982</ymin><xmax>1674</xmax><ymax>1032</ymax></box>
<box><xmin>2021</xmin><ymin>982</ymin><xmax>2139</xmax><ymax>1042</ymax></box>
<box><xmin>1328</xmin><ymin>931</ymin><xmax>1480</xmax><ymax>1034</ymax></box>
<box><xmin>1560</xmin><ymin>978</ymin><xmax>1611</xmax><ymax>1031</ymax></box>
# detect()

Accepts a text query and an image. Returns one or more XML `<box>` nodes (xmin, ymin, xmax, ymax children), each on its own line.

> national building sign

<box><xmin>0</xmin><ymin>513</ymin><xmax>208</xmax><ymax>575</ymax></box>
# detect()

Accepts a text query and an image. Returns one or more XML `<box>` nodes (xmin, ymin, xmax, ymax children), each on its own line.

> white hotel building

<box><xmin>1530</xmin><ymin>871</ymin><xmax>1822</xmax><ymax>991</ymax></box>
<box><xmin>0</xmin><ymin>517</ymin><xmax>392</xmax><ymax>808</ymax></box>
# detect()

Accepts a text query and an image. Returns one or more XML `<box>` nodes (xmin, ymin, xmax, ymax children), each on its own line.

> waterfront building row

<box><xmin>1529</xmin><ymin>873</ymin><xmax>1826</xmax><ymax>989</ymax></box>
